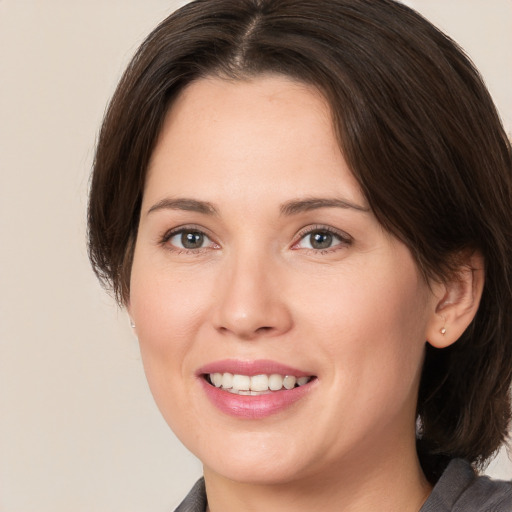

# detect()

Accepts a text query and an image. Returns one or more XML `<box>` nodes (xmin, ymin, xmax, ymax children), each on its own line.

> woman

<box><xmin>88</xmin><ymin>0</ymin><xmax>512</xmax><ymax>510</ymax></box>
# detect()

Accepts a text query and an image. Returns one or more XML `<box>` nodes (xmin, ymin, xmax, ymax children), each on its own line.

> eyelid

<box><xmin>291</xmin><ymin>224</ymin><xmax>353</xmax><ymax>250</ymax></box>
<box><xmin>160</xmin><ymin>224</ymin><xmax>220</xmax><ymax>251</ymax></box>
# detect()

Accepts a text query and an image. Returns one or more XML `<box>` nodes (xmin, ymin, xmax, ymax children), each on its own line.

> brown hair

<box><xmin>88</xmin><ymin>0</ymin><xmax>512</xmax><ymax>481</ymax></box>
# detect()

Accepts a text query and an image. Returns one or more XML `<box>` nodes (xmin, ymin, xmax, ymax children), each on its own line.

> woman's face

<box><xmin>129</xmin><ymin>75</ymin><xmax>440</xmax><ymax>484</ymax></box>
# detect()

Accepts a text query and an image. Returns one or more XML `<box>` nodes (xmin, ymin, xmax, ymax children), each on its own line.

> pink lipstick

<box><xmin>197</xmin><ymin>359</ymin><xmax>317</xmax><ymax>419</ymax></box>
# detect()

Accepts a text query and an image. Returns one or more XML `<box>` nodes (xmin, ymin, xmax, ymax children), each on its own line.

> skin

<box><xmin>128</xmin><ymin>75</ymin><xmax>452</xmax><ymax>511</ymax></box>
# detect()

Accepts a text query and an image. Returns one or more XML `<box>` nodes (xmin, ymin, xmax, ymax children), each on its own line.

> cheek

<box><xmin>128</xmin><ymin>263</ymin><xmax>211</xmax><ymax>431</ymax></box>
<box><xmin>298</xmin><ymin>265</ymin><xmax>428</xmax><ymax>337</ymax></box>
<box><xmin>296</xmin><ymin>259</ymin><xmax>431</xmax><ymax>385</ymax></box>
<box><xmin>128</xmin><ymin>259</ymin><xmax>203</xmax><ymax>389</ymax></box>
<box><xmin>130</xmin><ymin>260</ymin><xmax>213</xmax><ymax>344</ymax></box>
<box><xmin>304</xmin><ymin>275</ymin><xmax>429</xmax><ymax>442</ymax></box>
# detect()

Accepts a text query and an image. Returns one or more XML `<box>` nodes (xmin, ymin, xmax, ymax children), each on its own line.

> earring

<box><xmin>440</xmin><ymin>326</ymin><xmax>446</xmax><ymax>335</ymax></box>
<box><xmin>130</xmin><ymin>319</ymin><xmax>136</xmax><ymax>328</ymax></box>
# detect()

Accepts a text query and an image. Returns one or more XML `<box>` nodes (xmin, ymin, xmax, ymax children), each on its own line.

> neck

<box><xmin>203</xmin><ymin>437</ymin><xmax>431</xmax><ymax>512</ymax></box>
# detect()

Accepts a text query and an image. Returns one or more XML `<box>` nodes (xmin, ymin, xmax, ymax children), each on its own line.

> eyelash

<box><xmin>159</xmin><ymin>224</ymin><xmax>353</xmax><ymax>254</ymax></box>
<box><xmin>292</xmin><ymin>225</ymin><xmax>353</xmax><ymax>254</ymax></box>
<box><xmin>160</xmin><ymin>225</ymin><xmax>219</xmax><ymax>254</ymax></box>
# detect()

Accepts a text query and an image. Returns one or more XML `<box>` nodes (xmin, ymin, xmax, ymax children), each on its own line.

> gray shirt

<box><xmin>174</xmin><ymin>459</ymin><xmax>512</xmax><ymax>511</ymax></box>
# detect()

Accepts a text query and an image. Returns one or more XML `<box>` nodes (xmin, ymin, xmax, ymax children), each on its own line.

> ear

<box><xmin>426</xmin><ymin>251</ymin><xmax>485</xmax><ymax>349</ymax></box>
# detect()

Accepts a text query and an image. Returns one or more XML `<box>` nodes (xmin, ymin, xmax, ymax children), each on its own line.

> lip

<box><xmin>197</xmin><ymin>359</ymin><xmax>313</xmax><ymax>377</ymax></box>
<box><xmin>197</xmin><ymin>359</ymin><xmax>317</xmax><ymax>419</ymax></box>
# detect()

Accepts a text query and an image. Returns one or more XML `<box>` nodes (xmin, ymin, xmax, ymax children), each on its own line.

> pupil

<box><xmin>311</xmin><ymin>231</ymin><xmax>332</xmax><ymax>249</ymax></box>
<box><xmin>182</xmin><ymin>232</ymin><xmax>204</xmax><ymax>249</ymax></box>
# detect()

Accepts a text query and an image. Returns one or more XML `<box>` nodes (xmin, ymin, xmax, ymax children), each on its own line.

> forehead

<box><xmin>164</xmin><ymin>73</ymin><xmax>331</xmax><ymax>128</ymax></box>
<box><xmin>143</xmin><ymin>74</ymin><xmax>365</xmax><ymax>210</ymax></box>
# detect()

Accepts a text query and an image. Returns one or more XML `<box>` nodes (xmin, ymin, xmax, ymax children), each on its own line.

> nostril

<box><xmin>256</xmin><ymin>326</ymin><xmax>273</xmax><ymax>333</ymax></box>
<box><xmin>212</xmin><ymin>293</ymin><xmax>293</xmax><ymax>339</ymax></box>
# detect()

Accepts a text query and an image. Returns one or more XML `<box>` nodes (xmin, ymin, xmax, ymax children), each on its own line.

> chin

<box><xmin>187</xmin><ymin>428</ymin><xmax>317</xmax><ymax>485</ymax></box>
<box><xmin>203</xmin><ymin>455</ymin><xmax>309</xmax><ymax>486</ymax></box>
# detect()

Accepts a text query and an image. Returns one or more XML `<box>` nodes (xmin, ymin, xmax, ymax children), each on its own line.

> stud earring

<box><xmin>130</xmin><ymin>319</ymin><xmax>136</xmax><ymax>328</ymax></box>
<box><xmin>440</xmin><ymin>326</ymin><xmax>446</xmax><ymax>335</ymax></box>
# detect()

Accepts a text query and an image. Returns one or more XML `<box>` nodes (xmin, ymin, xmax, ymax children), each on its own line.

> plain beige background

<box><xmin>0</xmin><ymin>1</ymin><xmax>510</xmax><ymax>511</ymax></box>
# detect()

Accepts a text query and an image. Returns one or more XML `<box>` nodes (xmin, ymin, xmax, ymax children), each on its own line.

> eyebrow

<box><xmin>146</xmin><ymin>198</ymin><xmax>219</xmax><ymax>216</ymax></box>
<box><xmin>146</xmin><ymin>196</ymin><xmax>370</xmax><ymax>217</ymax></box>
<box><xmin>280</xmin><ymin>197</ymin><xmax>370</xmax><ymax>216</ymax></box>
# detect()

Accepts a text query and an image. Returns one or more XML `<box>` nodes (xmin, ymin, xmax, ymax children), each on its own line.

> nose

<box><xmin>212</xmin><ymin>252</ymin><xmax>293</xmax><ymax>340</ymax></box>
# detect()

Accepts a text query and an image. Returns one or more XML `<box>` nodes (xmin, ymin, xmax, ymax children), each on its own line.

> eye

<box><xmin>164</xmin><ymin>228</ymin><xmax>217</xmax><ymax>251</ymax></box>
<box><xmin>294</xmin><ymin>227</ymin><xmax>352</xmax><ymax>251</ymax></box>
<box><xmin>303</xmin><ymin>231</ymin><xmax>335</xmax><ymax>250</ymax></box>
<box><xmin>173</xmin><ymin>231</ymin><xmax>207</xmax><ymax>249</ymax></box>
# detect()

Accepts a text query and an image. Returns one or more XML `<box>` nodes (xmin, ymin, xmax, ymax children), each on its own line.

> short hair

<box><xmin>88</xmin><ymin>0</ymin><xmax>512</xmax><ymax>482</ymax></box>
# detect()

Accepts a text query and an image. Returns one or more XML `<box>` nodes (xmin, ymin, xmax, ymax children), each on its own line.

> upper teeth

<box><xmin>208</xmin><ymin>373</ymin><xmax>311</xmax><ymax>395</ymax></box>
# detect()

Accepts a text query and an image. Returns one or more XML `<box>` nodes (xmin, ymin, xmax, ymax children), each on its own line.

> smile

<box><xmin>198</xmin><ymin>360</ymin><xmax>317</xmax><ymax>418</ymax></box>
<box><xmin>206</xmin><ymin>373</ymin><xmax>313</xmax><ymax>395</ymax></box>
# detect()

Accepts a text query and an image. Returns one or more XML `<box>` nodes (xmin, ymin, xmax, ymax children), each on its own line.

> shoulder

<box><xmin>422</xmin><ymin>459</ymin><xmax>512</xmax><ymax>512</ymax></box>
<box><xmin>457</xmin><ymin>469</ymin><xmax>512</xmax><ymax>512</ymax></box>
<box><xmin>173</xmin><ymin>478</ymin><xmax>207</xmax><ymax>512</ymax></box>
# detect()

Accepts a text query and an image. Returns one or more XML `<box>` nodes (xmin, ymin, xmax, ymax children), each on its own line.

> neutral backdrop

<box><xmin>1</xmin><ymin>1</ymin><xmax>511</xmax><ymax>511</ymax></box>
